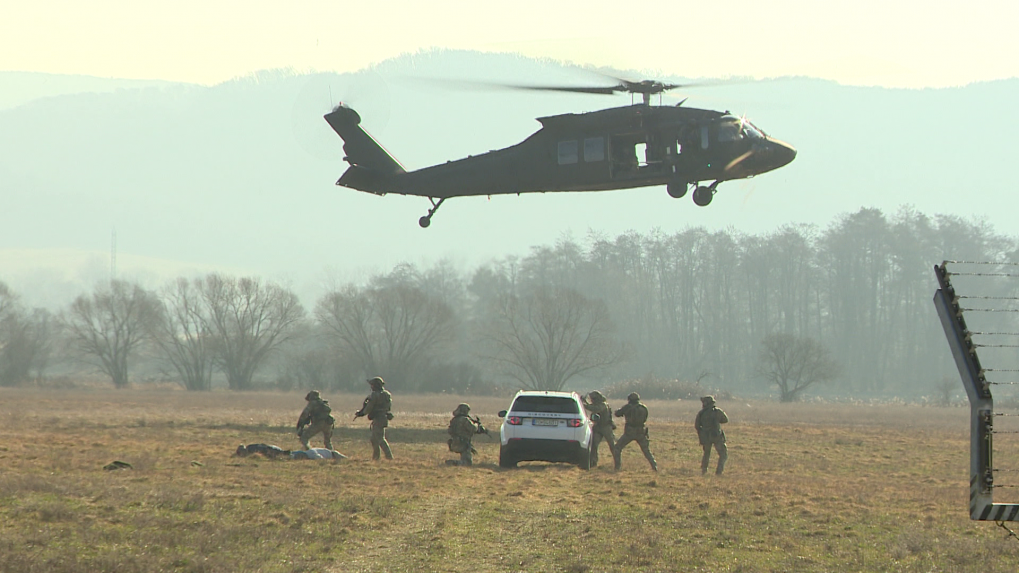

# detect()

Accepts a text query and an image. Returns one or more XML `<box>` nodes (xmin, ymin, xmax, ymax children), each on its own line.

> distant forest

<box><xmin>2</xmin><ymin>206</ymin><xmax>1016</xmax><ymax>400</ymax></box>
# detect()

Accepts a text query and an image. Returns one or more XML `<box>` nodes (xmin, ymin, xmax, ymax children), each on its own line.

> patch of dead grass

<box><xmin>0</xmin><ymin>388</ymin><xmax>1016</xmax><ymax>572</ymax></box>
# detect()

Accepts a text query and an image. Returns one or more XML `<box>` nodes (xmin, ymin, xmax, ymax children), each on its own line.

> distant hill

<box><xmin>0</xmin><ymin>71</ymin><xmax>182</xmax><ymax>110</ymax></box>
<box><xmin>2</xmin><ymin>50</ymin><xmax>1018</xmax><ymax>308</ymax></box>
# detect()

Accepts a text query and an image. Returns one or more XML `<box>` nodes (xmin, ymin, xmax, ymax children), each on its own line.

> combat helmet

<box><xmin>367</xmin><ymin>376</ymin><xmax>384</xmax><ymax>388</ymax></box>
<box><xmin>453</xmin><ymin>403</ymin><xmax>471</xmax><ymax>416</ymax></box>
<box><xmin>701</xmin><ymin>395</ymin><xmax>716</xmax><ymax>406</ymax></box>
<box><xmin>627</xmin><ymin>392</ymin><xmax>640</xmax><ymax>403</ymax></box>
<box><xmin>305</xmin><ymin>390</ymin><xmax>321</xmax><ymax>401</ymax></box>
<box><xmin>588</xmin><ymin>390</ymin><xmax>606</xmax><ymax>403</ymax></box>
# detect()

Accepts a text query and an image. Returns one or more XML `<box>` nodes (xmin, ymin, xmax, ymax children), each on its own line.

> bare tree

<box><xmin>315</xmin><ymin>281</ymin><xmax>457</xmax><ymax>386</ymax></box>
<box><xmin>200</xmin><ymin>274</ymin><xmax>305</xmax><ymax>390</ymax></box>
<box><xmin>0</xmin><ymin>308</ymin><xmax>54</xmax><ymax>386</ymax></box>
<box><xmin>64</xmin><ymin>280</ymin><xmax>160</xmax><ymax>389</ymax></box>
<box><xmin>150</xmin><ymin>277</ymin><xmax>214</xmax><ymax>391</ymax></box>
<box><xmin>481</xmin><ymin>286</ymin><xmax>626</xmax><ymax>391</ymax></box>
<box><xmin>0</xmin><ymin>284</ymin><xmax>53</xmax><ymax>386</ymax></box>
<box><xmin>0</xmin><ymin>282</ymin><xmax>21</xmax><ymax>385</ymax></box>
<box><xmin>757</xmin><ymin>333</ymin><xmax>842</xmax><ymax>402</ymax></box>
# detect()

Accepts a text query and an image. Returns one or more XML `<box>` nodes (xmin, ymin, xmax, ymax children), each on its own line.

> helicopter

<box><xmin>324</xmin><ymin>78</ymin><xmax>796</xmax><ymax>228</ymax></box>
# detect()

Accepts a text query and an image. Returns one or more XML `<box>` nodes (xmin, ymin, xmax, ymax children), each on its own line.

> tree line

<box><xmin>1</xmin><ymin>207</ymin><xmax>1013</xmax><ymax>399</ymax></box>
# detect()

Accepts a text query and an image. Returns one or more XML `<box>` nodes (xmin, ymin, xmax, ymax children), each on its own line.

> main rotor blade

<box><xmin>502</xmin><ymin>84</ymin><xmax>622</xmax><ymax>95</ymax></box>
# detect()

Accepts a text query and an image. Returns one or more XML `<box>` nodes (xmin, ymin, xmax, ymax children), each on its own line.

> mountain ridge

<box><xmin>2</xmin><ymin>50</ymin><xmax>1018</xmax><ymax>308</ymax></box>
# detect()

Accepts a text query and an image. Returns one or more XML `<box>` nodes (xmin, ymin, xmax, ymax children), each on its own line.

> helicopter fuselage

<box><xmin>325</xmin><ymin>102</ymin><xmax>795</xmax><ymax>226</ymax></box>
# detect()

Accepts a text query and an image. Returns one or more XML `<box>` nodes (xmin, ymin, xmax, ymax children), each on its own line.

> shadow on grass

<box><xmin>208</xmin><ymin>423</ymin><xmax>456</xmax><ymax>444</ymax></box>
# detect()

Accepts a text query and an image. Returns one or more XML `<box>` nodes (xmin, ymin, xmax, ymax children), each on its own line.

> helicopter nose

<box><xmin>768</xmin><ymin>138</ymin><xmax>797</xmax><ymax>168</ymax></box>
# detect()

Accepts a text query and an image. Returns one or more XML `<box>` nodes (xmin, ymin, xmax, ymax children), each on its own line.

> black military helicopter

<box><xmin>325</xmin><ymin>78</ymin><xmax>796</xmax><ymax>228</ymax></box>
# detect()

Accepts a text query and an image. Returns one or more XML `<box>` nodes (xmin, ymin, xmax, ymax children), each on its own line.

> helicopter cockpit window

<box><xmin>718</xmin><ymin>119</ymin><xmax>743</xmax><ymax>143</ymax></box>
<box><xmin>558</xmin><ymin>140</ymin><xmax>579</xmax><ymax>165</ymax></box>
<box><xmin>583</xmin><ymin>137</ymin><xmax>605</xmax><ymax>162</ymax></box>
<box><xmin>742</xmin><ymin>121</ymin><xmax>764</xmax><ymax>140</ymax></box>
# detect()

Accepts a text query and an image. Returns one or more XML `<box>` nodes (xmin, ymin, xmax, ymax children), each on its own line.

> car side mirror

<box><xmin>497</xmin><ymin>410</ymin><xmax>507</xmax><ymax>418</ymax></box>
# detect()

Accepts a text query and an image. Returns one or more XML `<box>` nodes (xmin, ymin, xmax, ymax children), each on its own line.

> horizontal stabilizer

<box><xmin>337</xmin><ymin>166</ymin><xmax>389</xmax><ymax>195</ymax></box>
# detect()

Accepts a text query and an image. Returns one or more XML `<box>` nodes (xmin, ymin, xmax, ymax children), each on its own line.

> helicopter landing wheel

<box><xmin>692</xmin><ymin>185</ymin><xmax>713</xmax><ymax>207</ymax></box>
<box><xmin>667</xmin><ymin>181</ymin><xmax>688</xmax><ymax>199</ymax></box>
<box><xmin>418</xmin><ymin>197</ymin><xmax>446</xmax><ymax>228</ymax></box>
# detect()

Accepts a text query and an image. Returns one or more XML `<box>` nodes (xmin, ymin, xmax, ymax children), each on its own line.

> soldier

<box><xmin>446</xmin><ymin>403</ymin><xmax>487</xmax><ymax>466</ymax></box>
<box><xmin>296</xmin><ymin>390</ymin><xmax>335</xmax><ymax>450</ymax></box>
<box><xmin>612</xmin><ymin>392</ymin><xmax>657</xmax><ymax>472</ymax></box>
<box><xmin>581</xmin><ymin>390</ymin><xmax>616</xmax><ymax>467</ymax></box>
<box><xmin>354</xmin><ymin>376</ymin><xmax>394</xmax><ymax>460</ymax></box>
<box><xmin>695</xmin><ymin>395</ymin><xmax>729</xmax><ymax>475</ymax></box>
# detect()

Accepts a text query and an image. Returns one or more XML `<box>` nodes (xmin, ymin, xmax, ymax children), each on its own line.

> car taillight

<box><xmin>567</xmin><ymin>418</ymin><xmax>583</xmax><ymax>428</ymax></box>
<box><xmin>507</xmin><ymin>416</ymin><xmax>523</xmax><ymax>425</ymax></box>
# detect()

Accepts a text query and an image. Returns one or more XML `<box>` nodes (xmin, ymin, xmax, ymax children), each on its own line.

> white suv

<box><xmin>497</xmin><ymin>391</ymin><xmax>593</xmax><ymax>469</ymax></box>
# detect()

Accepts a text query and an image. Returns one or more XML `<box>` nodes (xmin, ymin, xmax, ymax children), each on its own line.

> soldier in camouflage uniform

<box><xmin>581</xmin><ymin>390</ymin><xmax>616</xmax><ymax>468</ymax></box>
<box><xmin>354</xmin><ymin>377</ymin><xmax>394</xmax><ymax>460</ymax></box>
<box><xmin>612</xmin><ymin>392</ymin><xmax>657</xmax><ymax>472</ymax></box>
<box><xmin>695</xmin><ymin>395</ymin><xmax>729</xmax><ymax>475</ymax></box>
<box><xmin>446</xmin><ymin>403</ymin><xmax>487</xmax><ymax>466</ymax></box>
<box><xmin>296</xmin><ymin>390</ymin><xmax>335</xmax><ymax>450</ymax></box>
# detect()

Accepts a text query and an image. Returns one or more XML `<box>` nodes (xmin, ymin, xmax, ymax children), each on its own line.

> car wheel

<box><xmin>577</xmin><ymin>446</ymin><xmax>591</xmax><ymax>470</ymax></box>
<box><xmin>499</xmin><ymin>446</ymin><xmax>517</xmax><ymax>468</ymax></box>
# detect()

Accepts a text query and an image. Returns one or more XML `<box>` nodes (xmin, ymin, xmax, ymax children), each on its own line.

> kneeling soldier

<box><xmin>446</xmin><ymin>403</ymin><xmax>486</xmax><ymax>466</ymax></box>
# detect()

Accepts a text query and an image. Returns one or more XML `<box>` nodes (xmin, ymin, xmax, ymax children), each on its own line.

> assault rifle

<box><xmin>472</xmin><ymin>415</ymin><xmax>492</xmax><ymax>438</ymax></box>
<box><xmin>353</xmin><ymin>395</ymin><xmax>370</xmax><ymax>421</ymax></box>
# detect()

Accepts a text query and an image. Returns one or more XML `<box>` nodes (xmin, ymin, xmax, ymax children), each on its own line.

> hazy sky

<box><xmin>3</xmin><ymin>1</ymin><xmax>1016</xmax><ymax>88</ymax></box>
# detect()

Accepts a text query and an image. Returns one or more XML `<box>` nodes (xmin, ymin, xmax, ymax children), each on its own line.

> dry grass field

<box><xmin>1</xmin><ymin>387</ymin><xmax>1018</xmax><ymax>572</ymax></box>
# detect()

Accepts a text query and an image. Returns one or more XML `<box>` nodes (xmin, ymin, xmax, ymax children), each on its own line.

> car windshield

<box><xmin>510</xmin><ymin>396</ymin><xmax>580</xmax><ymax>414</ymax></box>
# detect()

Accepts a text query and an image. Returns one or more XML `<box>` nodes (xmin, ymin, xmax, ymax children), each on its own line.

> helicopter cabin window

<box><xmin>558</xmin><ymin>140</ymin><xmax>579</xmax><ymax>165</ymax></box>
<box><xmin>635</xmin><ymin>142</ymin><xmax>648</xmax><ymax>166</ymax></box>
<box><xmin>583</xmin><ymin>137</ymin><xmax>605</xmax><ymax>162</ymax></box>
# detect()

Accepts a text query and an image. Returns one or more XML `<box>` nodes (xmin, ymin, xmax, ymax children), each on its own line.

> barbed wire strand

<box><xmin>948</xmin><ymin>272</ymin><xmax>1019</xmax><ymax>278</ymax></box>
<box><xmin>944</xmin><ymin>261</ymin><xmax>1019</xmax><ymax>266</ymax></box>
<box><xmin>960</xmin><ymin>296</ymin><xmax>1019</xmax><ymax>300</ymax></box>
<box><xmin>998</xmin><ymin>521</ymin><xmax>1019</xmax><ymax>542</ymax></box>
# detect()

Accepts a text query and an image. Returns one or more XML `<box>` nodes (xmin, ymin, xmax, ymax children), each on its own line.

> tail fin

<box><xmin>324</xmin><ymin>105</ymin><xmax>405</xmax><ymax>175</ymax></box>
